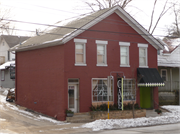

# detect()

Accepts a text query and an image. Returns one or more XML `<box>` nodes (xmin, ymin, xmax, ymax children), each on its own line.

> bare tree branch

<box><xmin>148</xmin><ymin>0</ymin><xmax>157</xmax><ymax>32</ymax></box>
<box><xmin>0</xmin><ymin>4</ymin><xmax>14</xmax><ymax>35</ymax></box>
<box><xmin>150</xmin><ymin>0</ymin><xmax>174</xmax><ymax>34</ymax></box>
<box><xmin>173</xmin><ymin>5</ymin><xmax>180</xmax><ymax>36</ymax></box>
<box><xmin>83</xmin><ymin>0</ymin><xmax>133</xmax><ymax>11</ymax></box>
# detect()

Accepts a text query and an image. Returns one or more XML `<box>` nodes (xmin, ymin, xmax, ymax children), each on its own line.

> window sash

<box><xmin>139</xmin><ymin>48</ymin><xmax>147</xmax><ymax>66</ymax></box>
<box><xmin>120</xmin><ymin>46</ymin><xmax>129</xmax><ymax>65</ymax></box>
<box><xmin>97</xmin><ymin>45</ymin><xmax>106</xmax><ymax>64</ymax></box>
<box><xmin>75</xmin><ymin>44</ymin><xmax>85</xmax><ymax>64</ymax></box>
<box><xmin>1</xmin><ymin>70</ymin><xmax>5</xmax><ymax>81</ymax></box>
<box><xmin>161</xmin><ymin>70</ymin><xmax>167</xmax><ymax>81</ymax></box>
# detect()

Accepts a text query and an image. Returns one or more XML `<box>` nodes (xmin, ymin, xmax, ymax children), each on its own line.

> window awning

<box><xmin>137</xmin><ymin>68</ymin><xmax>164</xmax><ymax>87</ymax></box>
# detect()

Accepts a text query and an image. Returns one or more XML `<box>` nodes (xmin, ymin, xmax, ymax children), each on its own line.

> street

<box><xmin>0</xmin><ymin>92</ymin><xmax>92</xmax><ymax>134</ymax></box>
<box><xmin>1</xmin><ymin>91</ymin><xmax>180</xmax><ymax>134</ymax></box>
<box><xmin>80</xmin><ymin>123</ymin><xmax>180</xmax><ymax>134</ymax></box>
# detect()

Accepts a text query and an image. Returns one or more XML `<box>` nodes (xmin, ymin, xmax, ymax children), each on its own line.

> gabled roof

<box><xmin>1</xmin><ymin>35</ymin><xmax>30</xmax><ymax>48</ymax></box>
<box><xmin>11</xmin><ymin>6</ymin><xmax>164</xmax><ymax>52</ymax></box>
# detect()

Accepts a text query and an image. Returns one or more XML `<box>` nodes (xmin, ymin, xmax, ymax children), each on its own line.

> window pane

<box><xmin>68</xmin><ymin>79</ymin><xmax>79</xmax><ymax>83</ymax></box>
<box><xmin>121</xmin><ymin>56</ymin><xmax>127</xmax><ymax>65</ymax></box>
<box><xmin>139</xmin><ymin>48</ymin><xmax>145</xmax><ymax>57</ymax></box>
<box><xmin>97</xmin><ymin>55</ymin><xmax>104</xmax><ymax>63</ymax></box>
<box><xmin>97</xmin><ymin>45</ymin><xmax>104</xmax><ymax>54</ymax></box>
<box><xmin>139</xmin><ymin>57</ymin><xmax>146</xmax><ymax>66</ymax></box>
<box><xmin>162</xmin><ymin>76</ymin><xmax>166</xmax><ymax>81</ymax></box>
<box><xmin>76</xmin><ymin>54</ymin><xmax>83</xmax><ymax>63</ymax></box>
<box><xmin>76</xmin><ymin>44</ymin><xmax>83</xmax><ymax>53</ymax></box>
<box><xmin>121</xmin><ymin>47</ymin><xmax>127</xmax><ymax>55</ymax></box>
<box><xmin>69</xmin><ymin>89</ymin><xmax>74</xmax><ymax>108</ymax></box>
<box><xmin>93</xmin><ymin>96</ymin><xmax>98</xmax><ymax>101</ymax></box>
<box><xmin>162</xmin><ymin>71</ymin><xmax>166</xmax><ymax>75</ymax></box>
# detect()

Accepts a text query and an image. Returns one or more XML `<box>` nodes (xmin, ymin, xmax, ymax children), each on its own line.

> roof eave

<box><xmin>10</xmin><ymin>40</ymin><xmax>64</xmax><ymax>52</ymax></box>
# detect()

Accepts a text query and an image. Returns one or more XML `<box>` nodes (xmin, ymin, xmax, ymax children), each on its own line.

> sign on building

<box><xmin>117</xmin><ymin>77</ymin><xmax>123</xmax><ymax>110</ymax></box>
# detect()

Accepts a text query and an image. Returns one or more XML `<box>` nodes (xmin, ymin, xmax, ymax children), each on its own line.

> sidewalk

<box><xmin>146</xmin><ymin>110</ymin><xmax>161</xmax><ymax>118</ymax></box>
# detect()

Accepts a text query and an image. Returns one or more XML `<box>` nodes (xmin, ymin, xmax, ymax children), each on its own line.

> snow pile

<box><xmin>0</xmin><ymin>118</ymin><xmax>6</xmax><ymax>121</ymax></box>
<box><xmin>2</xmin><ymin>90</ymin><xmax>8</xmax><ymax>96</ymax></box>
<box><xmin>0</xmin><ymin>87</ymin><xmax>9</xmax><ymax>92</ymax></box>
<box><xmin>82</xmin><ymin>106</ymin><xmax>180</xmax><ymax>131</ymax></box>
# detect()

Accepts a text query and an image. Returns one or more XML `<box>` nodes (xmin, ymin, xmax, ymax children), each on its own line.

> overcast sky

<box><xmin>0</xmin><ymin>0</ymin><xmax>176</xmax><ymax>37</ymax></box>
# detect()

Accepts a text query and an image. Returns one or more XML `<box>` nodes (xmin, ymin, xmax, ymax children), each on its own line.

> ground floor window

<box><xmin>92</xmin><ymin>78</ymin><xmax>113</xmax><ymax>102</ymax></box>
<box><xmin>1</xmin><ymin>70</ymin><xmax>5</xmax><ymax>81</ymax></box>
<box><xmin>123</xmin><ymin>78</ymin><xmax>136</xmax><ymax>101</ymax></box>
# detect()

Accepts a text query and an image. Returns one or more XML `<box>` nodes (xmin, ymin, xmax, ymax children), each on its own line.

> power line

<box><xmin>1</xmin><ymin>18</ymin><xmax>155</xmax><ymax>37</ymax></box>
<box><xmin>0</xmin><ymin>26</ymin><xmax>173</xmax><ymax>47</ymax></box>
<box><xmin>0</xmin><ymin>3</ymin><xmax>172</xmax><ymax>32</ymax></box>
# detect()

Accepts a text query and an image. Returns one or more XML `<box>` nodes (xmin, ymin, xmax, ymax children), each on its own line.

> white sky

<box><xmin>0</xmin><ymin>0</ymin><xmax>176</xmax><ymax>37</ymax></box>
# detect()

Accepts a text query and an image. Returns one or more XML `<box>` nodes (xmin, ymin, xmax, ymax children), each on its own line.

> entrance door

<box><xmin>68</xmin><ymin>85</ymin><xmax>77</xmax><ymax>112</ymax></box>
<box><xmin>140</xmin><ymin>87</ymin><xmax>153</xmax><ymax>109</ymax></box>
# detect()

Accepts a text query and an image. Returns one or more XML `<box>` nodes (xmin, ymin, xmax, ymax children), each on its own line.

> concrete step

<box><xmin>146</xmin><ymin>110</ymin><xmax>160</xmax><ymax>117</ymax></box>
<box><xmin>66</xmin><ymin>112</ymin><xmax>95</xmax><ymax>123</ymax></box>
<box><xmin>67</xmin><ymin>118</ymin><xmax>95</xmax><ymax>123</ymax></box>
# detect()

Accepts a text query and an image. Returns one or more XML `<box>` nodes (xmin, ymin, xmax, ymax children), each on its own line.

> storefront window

<box><xmin>92</xmin><ymin>78</ymin><xmax>113</xmax><ymax>102</ymax></box>
<box><xmin>123</xmin><ymin>79</ymin><xmax>136</xmax><ymax>101</ymax></box>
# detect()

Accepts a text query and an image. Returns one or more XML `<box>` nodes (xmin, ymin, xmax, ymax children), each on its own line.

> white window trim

<box><xmin>119</xmin><ymin>42</ymin><xmax>130</xmax><ymax>67</ymax></box>
<box><xmin>161</xmin><ymin>69</ymin><xmax>168</xmax><ymax>81</ymax></box>
<box><xmin>74</xmin><ymin>38</ymin><xmax>87</xmax><ymax>66</ymax></box>
<box><xmin>96</xmin><ymin>40</ymin><xmax>108</xmax><ymax>66</ymax></box>
<box><xmin>91</xmin><ymin>78</ymin><xmax>114</xmax><ymax>102</ymax></box>
<box><xmin>138</xmin><ymin>43</ymin><xmax>148</xmax><ymax>48</ymax></box>
<box><xmin>138</xmin><ymin>43</ymin><xmax>148</xmax><ymax>68</ymax></box>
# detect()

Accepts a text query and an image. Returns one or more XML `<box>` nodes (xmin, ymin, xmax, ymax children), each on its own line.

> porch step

<box><xmin>146</xmin><ymin>110</ymin><xmax>160</xmax><ymax>117</ymax></box>
<box><xmin>66</xmin><ymin>112</ymin><xmax>95</xmax><ymax>123</ymax></box>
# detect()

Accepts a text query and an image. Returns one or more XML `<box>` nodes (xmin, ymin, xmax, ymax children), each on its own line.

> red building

<box><xmin>11</xmin><ymin>6</ymin><xmax>164</xmax><ymax>121</ymax></box>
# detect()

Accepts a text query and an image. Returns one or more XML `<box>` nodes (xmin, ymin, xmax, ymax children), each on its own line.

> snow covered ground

<box><xmin>0</xmin><ymin>88</ymin><xmax>65</xmax><ymax>125</ymax></box>
<box><xmin>82</xmin><ymin>106</ymin><xmax>180</xmax><ymax>131</ymax></box>
<box><xmin>0</xmin><ymin>87</ymin><xmax>180</xmax><ymax>132</ymax></box>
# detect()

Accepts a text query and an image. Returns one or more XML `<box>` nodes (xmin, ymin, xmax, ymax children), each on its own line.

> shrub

<box><xmin>90</xmin><ymin>103</ymin><xmax>140</xmax><ymax>111</ymax></box>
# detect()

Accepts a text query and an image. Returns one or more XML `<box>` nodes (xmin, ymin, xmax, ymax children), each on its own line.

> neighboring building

<box><xmin>158</xmin><ymin>38</ymin><xmax>180</xmax><ymax>105</ymax></box>
<box><xmin>11</xmin><ymin>6</ymin><xmax>164</xmax><ymax>121</ymax></box>
<box><xmin>0</xmin><ymin>35</ymin><xmax>29</xmax><ymax>88</ymax></box>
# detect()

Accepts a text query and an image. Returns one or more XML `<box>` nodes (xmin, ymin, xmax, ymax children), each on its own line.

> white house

<box><xmin>158</xmin><ymin>38</ymin><xmax>180</xmax><ymax>105</ymax></box>
<box><xmin>0</xmin><ymin>35</ymin><xmax>29</xmax><ymax>88</ymax></box>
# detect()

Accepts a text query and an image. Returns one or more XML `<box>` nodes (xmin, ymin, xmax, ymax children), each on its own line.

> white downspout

<box><xmin>170</xmin><ymin>68</ymin><xmax>172</xmax><ymax>92</ymax></box>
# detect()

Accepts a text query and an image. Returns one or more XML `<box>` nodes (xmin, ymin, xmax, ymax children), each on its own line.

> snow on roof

<box><xmin>0</xmin><ymin>61</ymin><xmax>15</xmax><ymax>70</ymax></box>
<box><xmin>162</xmin><ymin>38</ymin><xmax>180</xmax><ymax>54</ymax></box>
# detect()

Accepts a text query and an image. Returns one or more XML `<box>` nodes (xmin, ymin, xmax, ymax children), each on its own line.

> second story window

<box><xmin>138</xmin><ymin>43</ymin><xmax>148</xmax><ymax>68</ymax></box>
<box><xmin>74</xmin><ymin>39</ymin><xmax>87</xmax><ymax>66</ymax></box>
<box><xmin>96</xmin><ymin>40</ymin><xmax>108</xmax><ymax>66</ymax></box>
<box><xmin>161</xmin><ymin>69</ymin><xmax>167</xmax><ymax>81</ymax></box>
<box><xmin>119</xmin><ymin>42</ymin><xmax>130</xmax><ymax>67</ymax></box>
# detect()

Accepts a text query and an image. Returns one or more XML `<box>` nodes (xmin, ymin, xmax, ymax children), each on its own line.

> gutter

<box><xmin>10</xmin><ymin>40</ymin><xmax>64</xmax><ymax>52</ymax></box>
